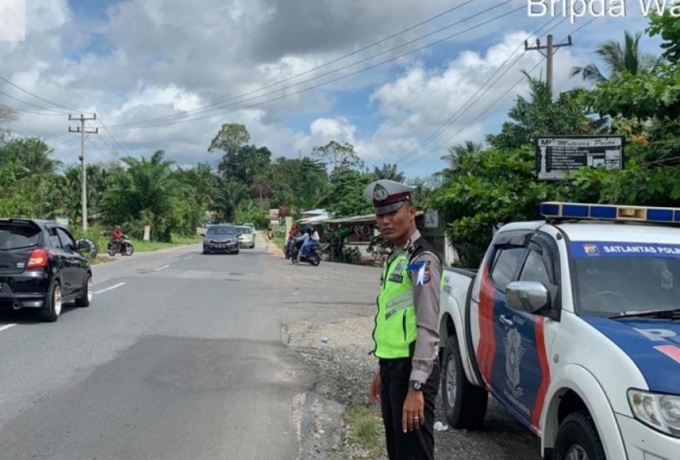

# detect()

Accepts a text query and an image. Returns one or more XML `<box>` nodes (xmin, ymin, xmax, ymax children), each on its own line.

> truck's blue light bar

<box><xmin>538</xmin><ymin>202</ymin><xmax>680</xmax><ymax>224</ymax></box>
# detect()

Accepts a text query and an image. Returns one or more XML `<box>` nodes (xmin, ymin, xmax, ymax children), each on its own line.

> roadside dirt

<box><xmin>269</xmin><ymin>256</ymin><xmax>542</xmax><ymax>460</ymax></box>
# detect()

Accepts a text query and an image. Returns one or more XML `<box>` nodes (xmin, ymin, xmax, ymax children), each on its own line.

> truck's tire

<box><xmin>441</xmin><ymin>334</ymin><xmax>488</xmax><ymax>430</ymax></box>
<box><xmin>553</xmin><ymin>411</ymin><xmax>606</xmax><ymax>460</ymax></box>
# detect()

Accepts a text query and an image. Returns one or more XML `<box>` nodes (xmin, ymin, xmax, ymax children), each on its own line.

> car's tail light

<box><xmin>26</xmin><ymin>249</ymin><xmax>49</xmax><ymax>268</ymax></box>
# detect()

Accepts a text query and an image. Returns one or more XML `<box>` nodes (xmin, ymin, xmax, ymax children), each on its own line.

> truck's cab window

<box><xmin>519</xmin><ymin>250</ymin><xmax>551</xmax><ymax>286</ymax></box>
<box><xmin>491</xmin><ymin>247</ymin><xmax>525</xmax><ymax>289</ymax></box>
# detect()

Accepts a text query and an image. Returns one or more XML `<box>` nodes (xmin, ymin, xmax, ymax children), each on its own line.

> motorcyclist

<box><xmin>110</xmin><ymin>225</ymin><xmax>123</xmax><ymax>251</ymax></box>
<box><xmin>295</xmin><ymin>225</ymin><xmax>319</xmax><ymax>263</ymax></box>
<box><xmin>285</xmin><ymin>224</ymin><xmax>300</xmax><ymax>256</ymax></box>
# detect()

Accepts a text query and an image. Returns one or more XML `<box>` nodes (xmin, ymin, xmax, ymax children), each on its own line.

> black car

<box><xmin>203</xmin><ymin>224</ymin><xmax>240</xmax><ymax>254</ymax></box>
<box><xmin>0</xmin><ymin>218</ymin><xmax>96</xmax><ymax>322</ymax></box>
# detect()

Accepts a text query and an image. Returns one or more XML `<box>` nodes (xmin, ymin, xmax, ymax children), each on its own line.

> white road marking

<box><xmin>154</xmin><ymin>265</ymin><xmax>170</xmax><ymax>271</ymax></box>
<box><xmin>0</xmin><ymin>324</ymin><xmax>17</xmax><ymax>333</ymax></box>
<box><xmin>94</xmin><ymin>282</ymin><xmax>126</xmax><ymax>295</ymax></box>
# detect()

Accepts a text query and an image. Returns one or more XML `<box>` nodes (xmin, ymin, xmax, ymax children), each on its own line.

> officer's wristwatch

<box><xmin>409</xmin><ymin>380</ymin><xmax>422</xmax><ymax>391</ymax></box>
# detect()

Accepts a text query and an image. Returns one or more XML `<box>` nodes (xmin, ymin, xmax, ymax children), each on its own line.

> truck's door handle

<box><xmin>499</xmin><ymin>315</ymin><xmax>513</xmax><ymax>327</ymax></box>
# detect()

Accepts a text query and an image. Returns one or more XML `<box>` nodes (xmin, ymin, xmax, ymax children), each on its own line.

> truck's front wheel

<box><xmin>553</xmin><ymin>411</ymin><xmax>605</xmax><ymax>460</ymax></box>
<box><xmin>441</xmin><ymin>334</ymin><xmax>488</xmax><ymax>430</ymax></box>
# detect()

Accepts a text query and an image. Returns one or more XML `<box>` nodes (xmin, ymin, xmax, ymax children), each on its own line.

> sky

<box><xmin>0</xmin><ymin>0</ymin><xmax>666</xmax><ymax>180</ymax></box>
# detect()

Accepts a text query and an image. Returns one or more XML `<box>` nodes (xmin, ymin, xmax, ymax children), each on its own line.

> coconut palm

<box><xmin>435</xmin><ymin>140</ymin><xmax>483</xmax><ymax>184</ymax></box>
<box><xmin>570</xmin><ymin>31</ymin><xmax>661</xmax><ymax>84</ymax></box>
<box><xmin>372</xmin><ymin>163</ymin><xmax>406</xmax><ymax>182</ymax></box>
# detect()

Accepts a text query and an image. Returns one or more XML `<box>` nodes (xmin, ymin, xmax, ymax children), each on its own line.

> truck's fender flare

<box><xmin>461</xmin><ymin>275</ymin><xmax>487</xmax><ymax>388</ymax></box>
<box><xmin>541</xmin><ymin>364</ymin><xmax>627</xmax><ymax>460</ymax></box>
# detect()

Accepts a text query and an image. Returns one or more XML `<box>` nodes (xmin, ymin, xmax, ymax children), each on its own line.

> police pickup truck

<box><xmin>438</xmin><ymin>202</ymin><xmax>680</xmax><ymax>460</ymax></box>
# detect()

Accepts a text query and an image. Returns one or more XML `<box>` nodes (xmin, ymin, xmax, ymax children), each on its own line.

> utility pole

<box><xmin>69</xmin><ymin>114</ymin><xmax>98</xmax><ymax>231</ymax></box>
<box><xmin>524</xmin><ymin>34</ymin><xmax>573</xmax><ymax>97</ymax></box>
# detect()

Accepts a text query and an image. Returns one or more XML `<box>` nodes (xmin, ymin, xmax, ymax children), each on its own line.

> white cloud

<box><xmin>365</xmin><ymin>29</ymin><xmax>588</xmax><ymax>174</ymax></box>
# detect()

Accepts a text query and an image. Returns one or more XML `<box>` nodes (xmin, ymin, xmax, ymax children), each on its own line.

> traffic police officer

<box><xmin>364</xmin><ymin>179</ymin><xmax>442</xmax><ymax>460</ymax></box>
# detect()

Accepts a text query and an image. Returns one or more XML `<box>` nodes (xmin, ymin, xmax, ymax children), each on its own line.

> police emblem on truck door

<box><xmin>504</xmin><ymin>328</ymin><xmax>525</xmax><ymax>398</ymax></box>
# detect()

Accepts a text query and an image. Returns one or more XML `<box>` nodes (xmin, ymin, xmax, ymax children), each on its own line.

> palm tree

<box><xmin>213</xmin><ymin>179</ymin><xmax>250</xmax><ymax>222</ymax></box>
<box><xmin>372</xmin><ymin>163</ymin><xmax>405</xmax><ymax>182</ymax></box>
<box><xmin>435</xmin><ymin>140</ymin><xmax>483</xmax><ymax>184</ymax></box>
<box><xmin>570</xmin><ymin>31</ymin><xmax>661</xmax><ymax>84</ymax></box>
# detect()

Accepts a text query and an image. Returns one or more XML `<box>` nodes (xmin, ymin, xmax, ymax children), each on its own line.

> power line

<box><xmin>401</xmin><ymin>58</ymin><xmax>546</xmax><ymax>169</ymax></box>
<box><xmin>0</xmin><ymin>74</ymin><xmax>81</xmax><ymax>113</ymax></box>
<box><xmin>93</xmin><ymin>115</ymin><xmax>129</xmax><ymax>156</ymax></box>
<box><xmin>401</xmin><ymin>17</ymin><xmax>599</xmax><ymax>170</ymax></box>
<box><xmin>108</xmin><ymin>3</ymin><xmax>525</xmax><ymax>130</ymax></box>
<box><xmin>0</xmin><ymin>90</ymin><xmax>67</xmax><ymax>114</ymax></box>
<box><xmin>0</xmin><ymin>102</ymin><xmax>65</xmax><ymax>117</ymax></box>
<box><xmin>108</xmin><ymin>0</ymin><xmax>493</xmax><ymax>128</ymax></box>
<box><xmin>392</xmin><ymin>14</ymin><xmax>568</xmax><ymax>166</ymax></box>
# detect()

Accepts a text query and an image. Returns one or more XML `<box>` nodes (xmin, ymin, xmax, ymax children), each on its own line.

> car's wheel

<box><xmin>41</xmin><ymin>280</ymin><xmax>62</xmax><ymax>322</ymax></box>
<box><xmin>553</xmin><ymin>411</ymin><xmax>606</xmax><ymax>460</ymax></box>
<box><xmin>441</xmin><ymin>334</ymin><xmax>488</xmax><ymax>430</ymax></box>
<box><xmin>75</xmin><ymin>273</ymin><xmax>93</xmax><ymax>307</ymax></box>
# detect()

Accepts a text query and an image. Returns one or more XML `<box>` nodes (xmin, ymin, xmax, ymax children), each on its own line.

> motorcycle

<box><xmin>284</xmin><ymin>236</ymin><xmax>297</xmax><ymax>259</ymax></box>
<box><xmin>107</xmin><ymin>234</ymin><xmax>135</xmax><ymax>256</ymax></box>
<box><xmin>291</xmin><ymin>241</ymin><xmax>321</xmax><ymax>266</ymax></box>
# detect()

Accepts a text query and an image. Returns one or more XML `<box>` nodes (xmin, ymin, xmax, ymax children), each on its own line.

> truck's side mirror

<box><xmin>505</xmin><ymin>281</ymin><xmax>550</xmax><ymax>314</ymax></box>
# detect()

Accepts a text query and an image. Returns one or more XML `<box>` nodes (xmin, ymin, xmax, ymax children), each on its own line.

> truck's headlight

<box><xmin>628</xmin><ymin>389</ymin><xmax>680</xmax><ymax>437</ymax></box>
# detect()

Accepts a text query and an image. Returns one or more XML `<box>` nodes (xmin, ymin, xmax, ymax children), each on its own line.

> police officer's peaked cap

<box><xmin>363</xmin><ymin>179</ymin><xmax>414</xmax><ymax>215</ymax></box>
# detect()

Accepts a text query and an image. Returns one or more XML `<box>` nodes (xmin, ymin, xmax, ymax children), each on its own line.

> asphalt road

<box><xmin>0</xmin><ymin>238</ymin><xmax>542</xmax><ymax>459</ymax></box>
<box><xmin>0</xmin><ymin>240</ymin><xmax>312</xmax><ymax>460</ymax></box>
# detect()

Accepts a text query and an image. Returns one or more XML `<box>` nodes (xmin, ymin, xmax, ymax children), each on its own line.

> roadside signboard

<box><xmin>536</xmin><ymin>135</ymin><xmax>624</xmax><ymax>180</ymax></box>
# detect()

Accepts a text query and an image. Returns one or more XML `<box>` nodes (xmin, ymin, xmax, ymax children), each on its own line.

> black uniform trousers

<box><xmin>379</xmin><ymin>357</ymin><xmax>441</xmax><ymax>460</ymax></box>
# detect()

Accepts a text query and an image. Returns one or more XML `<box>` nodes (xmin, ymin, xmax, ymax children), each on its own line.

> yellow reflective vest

<box><xmin>372</xmin><ymin>251</ymin><xmax>419</xmax><ymax>359</ymax></box>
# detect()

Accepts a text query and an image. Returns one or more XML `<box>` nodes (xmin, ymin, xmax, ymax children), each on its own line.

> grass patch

<box><xmin>131</xmin><ymin>235</ymin><xmax>203</xmax><ymax>253</ymax></box>
<box><xmin>273</xmin><ymin>234</ymin><xmax>286</xmax><ymax>250</ymax></box>
<box><xmin>342</xmin><ymin>403</ymin><xmax>384</xmax><ymax>458</ymax></box>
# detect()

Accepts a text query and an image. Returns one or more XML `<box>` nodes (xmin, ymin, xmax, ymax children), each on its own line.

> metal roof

<box><xmin>325</xmin><ymin>210</ymin><xmax>424</xmax><ymax>225</ymax></box>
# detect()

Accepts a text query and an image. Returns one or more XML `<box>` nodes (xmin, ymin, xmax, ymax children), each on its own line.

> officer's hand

<box><xmin>402</xmin><ymin>389</ymin><xmax>425</xmax><ymax>432</ymax></box>
<box><xmin>369</xmin><ymin>371</ymin><xmax>381</xmax><ymax>405</ymax></box>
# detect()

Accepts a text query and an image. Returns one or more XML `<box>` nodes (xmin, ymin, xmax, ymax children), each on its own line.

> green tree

<box><xmin>0</xmin><ymin>106</ymin><xmax>15</xmax><ymax>141</ymax></box>
<box><xmin>208</xmin><ymin>123</ymin><xmax>250</xmax><ymax>156</ymax></box>
<box><xmin>435</xmin><ymin>141</ymin><xmax>483</xmax><ymax>184</ymax></box>
<box><xmin>648</xmin><ymin>10</ymin><xmax>680</xmax><ymax>63</ymax></box>
<box><xmin>487</xmin><ymin>72</ymin><xmax>603</xmax><ymax>150</ymax></box>
<box><xmin>100</xmin><ymin>150</ymin><xmax>182</xmax><ymax>241</ymax></box>
<box><xmin>372</xmin><ymin>163</ymin><xmax>405</xmax><ymax>182</ymax></box>
<box><xmin>570</xmin><ymin>30</ymin><xmax>661</xmax><ymax>84</ymax></box>
<box><xmin>0</xmin><ymin>137</ymin><xmax>62</xmax><ymax>177</ymax></box>
<box><xmin>213</xmin><ymin>179</ymin><xmax>250</xmax><ymax>223</ymax></box>
<box><xmin>217</xmin><ymin>144</ymin><xmax>272</xmax><ymax>185</ymax></box>
<box><xmin>320</xmin><ymin>169</ymin><xmax>372</xmax><ymax>218</ymax></box>
<box><xmin>430</xmin><ymin>146</ymin><xmax>550</xmax><ymax>267</ymax></box>
<box><xmin>312</xmin><ymin>140</ymin><xmax>364</xmax><ymax>175</ymax></box>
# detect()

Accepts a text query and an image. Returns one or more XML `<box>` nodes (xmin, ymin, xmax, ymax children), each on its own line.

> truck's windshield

<box><xmin>571</xmin><ymin>242</ymin><xmax>680</xmax><ymax>317</ymax></box>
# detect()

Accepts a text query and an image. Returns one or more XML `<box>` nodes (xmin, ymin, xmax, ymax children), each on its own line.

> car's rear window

<box><xmin>206</xmin><ymin>225</ymin><xmax>236</xmax><ymax>235</ymax></box>
<box><xmin>237</xmin><ymin>227</ymin><xmax>252</xmax><ymax>233</ymax></box>
<box><xmin>0</xmin><ymin>223</ymin><xmax>41</xmax><ymax>250</ymax></box>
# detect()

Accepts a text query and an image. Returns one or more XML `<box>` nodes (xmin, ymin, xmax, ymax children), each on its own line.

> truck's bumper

<box><xmin>616</xmin><ymin>413</ymin><xmax>680</xmax><ymax>460</ymax></box>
